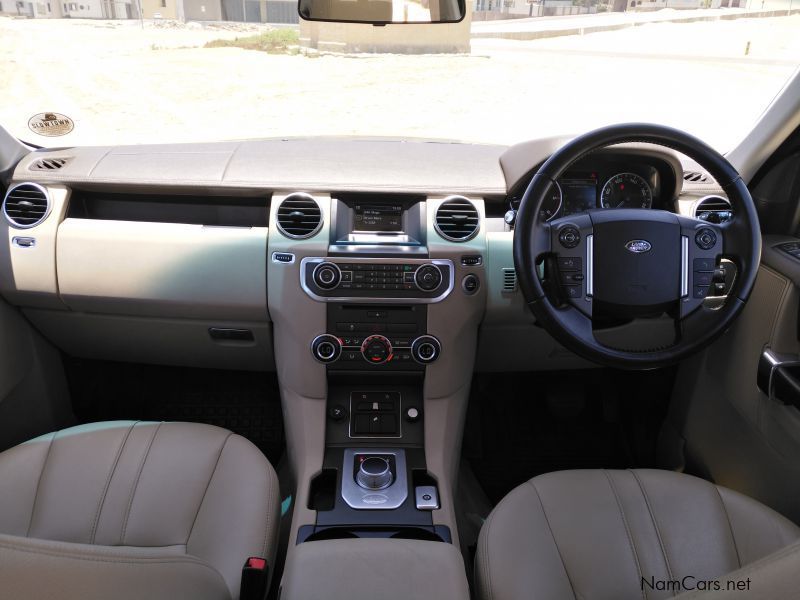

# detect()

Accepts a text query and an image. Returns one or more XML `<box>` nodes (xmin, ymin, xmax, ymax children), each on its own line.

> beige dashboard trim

<box><xmin>0</xmin><ymin>184</ymin><xmax>69</xmax><ymax>309</ymax></box>
<box><xmin>13</xmin><ymin>139</ymin><xmax>509</xmax><ymax>196</ymax></box>
<box><xmin>56</xmin><ymin>218</ymin><xmax>269</xmax><ymax>321</ymax></box>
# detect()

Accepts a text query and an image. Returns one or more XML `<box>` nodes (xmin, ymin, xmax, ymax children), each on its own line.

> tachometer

<box><xmin>539</xmin><ymin>180</ymin><xmax>563</xmax><ymax>221</ymax></box>
<box><xmin>600</xmin><ymin>173</ymin><xmax>652</xmax><ymax>209</ymax></box>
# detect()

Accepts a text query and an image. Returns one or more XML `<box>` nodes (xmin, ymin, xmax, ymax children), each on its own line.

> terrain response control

<box><xmin>313</xmin><ymin>262</ymin><xmax>341</xmax><ymax>290</ymax></box>
<box><xmin>361</xmin><ymin>335</ymin><xmax>394</xmax><ymax>365</ymax></box>
<box><xmin>356</xmin><ymin>456</ymin><xmax>393</xmax><ymax>490</ymax></box>
<box><xmin>411</xmin><ymin>335</ymin><xmax>441</xmax><ymax>364</ymax></box>
<box><xmin>414</xmin><ymin>264</ymin><xmax>443</xmax><ymax>291</ymax></box>
<box><xmin>311</xmin><ymin>334</ymin><xmax>342</xmax><ymax>363</ymax></box>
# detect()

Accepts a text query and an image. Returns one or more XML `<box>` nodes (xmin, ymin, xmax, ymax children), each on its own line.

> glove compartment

<box><xmin>56</xmin><ymin>218</ymin><xmax>268</xmax><ymax>321</ymax></box>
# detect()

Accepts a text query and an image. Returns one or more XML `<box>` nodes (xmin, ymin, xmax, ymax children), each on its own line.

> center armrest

<box><xmin>279</xmin><ymin>538</ymin><xmax>470</xmax><ymax>600</ymax></box>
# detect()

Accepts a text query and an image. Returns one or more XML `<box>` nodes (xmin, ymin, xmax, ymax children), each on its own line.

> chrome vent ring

<box><xmin>3</xmin><ymin>182</ymin><xmax>51</xmax><ymax>229</ymax></box>
<box><xmin>693</xmin><ymin>195</ymin><xmax>732</xmax><ymax>224</ymax></box>
<box><xmin>275</xmin><ymin>193</ymin><xmax>323</xmax><ymax>239</ymax></box>
<box><xmin>434</xmin><ymin>196</ymin><xmax>480</xmax><ymax>242</ymax></box>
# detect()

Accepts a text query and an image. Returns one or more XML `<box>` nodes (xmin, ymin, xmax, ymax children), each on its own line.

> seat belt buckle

<box><xmin>240</xmin><ymin>556</ymin><xmax>269</xmax><ymax>600</ymax></box>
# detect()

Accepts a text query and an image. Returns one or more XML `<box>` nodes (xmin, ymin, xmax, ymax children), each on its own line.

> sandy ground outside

<box><xmin>1</xmin><ymin>14</ymin><xmax>799</xmax><ymax>151</ymax></box>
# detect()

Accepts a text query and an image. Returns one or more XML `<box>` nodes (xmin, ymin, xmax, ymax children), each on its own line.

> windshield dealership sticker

<box><xmin>28</xmin><ymin>112</ymin><xmax>74</xmax><ymax>137</ymax></box>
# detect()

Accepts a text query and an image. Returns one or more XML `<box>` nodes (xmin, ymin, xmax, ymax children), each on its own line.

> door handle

<box><xmin>758</xmin><ymin>347</ymin><xmax>800</xmax><ymax>410</ymax></box>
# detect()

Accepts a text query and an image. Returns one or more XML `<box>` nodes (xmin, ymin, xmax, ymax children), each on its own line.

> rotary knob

<box><xmin>411</xmin><ymin>335</ymin><xmax>441</xmax><ymax>364</ymax></box>
<box><xmin>311</xmin><ymin>334</ymin><xmax>342</xmax><ymax>364</ymax></box>
<box><xmin>312</xmin><ymin>262</ymin><xmax>341</xmax><ymax>290</ymax></box>
<box><xmin>361</xmin><ymin>335</ymin><xmax>393</xmax><ymax>365</ymax></box>
<box><xmin>414</xmin><ymin>264</ymin><xmax>443</xmax><ymax>292</ymax></box>
<box><xmin>356</xmin><ymin>456</ymin><xmax>393</xmax><ymax>490</ymax></box>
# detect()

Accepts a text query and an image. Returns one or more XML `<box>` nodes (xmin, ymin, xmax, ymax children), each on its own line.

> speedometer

<box><xmin>600</xmin><ymin>173</ymin><xmax>653</xmax><ymax>209</ymax></box>
<box><xmin>539</xmin><ymin>180</ymin><xmax>563</xmax><ymax>221</ymax></box>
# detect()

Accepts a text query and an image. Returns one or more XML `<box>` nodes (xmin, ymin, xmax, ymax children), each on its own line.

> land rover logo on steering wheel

<box><xmin>625</xmin><ymin>240</ymin><xmax>652</xmax><ymax>254</ymax></box>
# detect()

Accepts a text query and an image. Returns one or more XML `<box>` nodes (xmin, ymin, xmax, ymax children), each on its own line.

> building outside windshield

<box><xmin>1</xmin><ymin>0</ymin><xmax>798</xmax><ymax>152</ymax></box>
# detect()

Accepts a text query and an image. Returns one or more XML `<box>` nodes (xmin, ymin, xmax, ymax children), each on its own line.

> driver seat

<box><xmin>475</xmin><ymin>469</ymin><xmax>800</xmax><ymax>600</ymax></box>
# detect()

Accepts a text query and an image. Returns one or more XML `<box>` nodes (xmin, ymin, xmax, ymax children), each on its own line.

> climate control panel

<box><xmin>312</xmin><ymin>333</ymin><xmax>441</xmax><ymax>369</ymax></box>
<box><xmin>311</xmin><ymin>303</ymin><xmax>439</xmax><ymax>371</ymax></box>
<box><xmin>300</xmin><ymin>257</ymin><xmax>454</xmax><ymax>303</ymax></box>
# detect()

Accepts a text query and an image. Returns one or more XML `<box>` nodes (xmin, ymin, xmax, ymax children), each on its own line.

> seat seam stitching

<box><xmin>485</xmin><ymin>511</ymin><xmax>497</xmax><ymax>600</ymax></box>
<box><xmin>604</xmin><ymin>470</ymin><xmax>647</xmax><ymax>600</ymax></box>
<box><xmin>259</xmin><ymin>468</ymin><xmax>274</xmax><ymax>558</ymax></box>
<box><xmin>186</xmin><ymin>432</ymin><xmax>233</xmax><ymax>547</ymax></box>
<box><xmin>26</xmin><ymin>431</ymin><xmax>57</xmax><ymax>537</ymax></box>
<box><xmin>89</xmin><ymin>421</ymin><xmax>138</xmax><ymax>545</ymax></box>
<box><xmin>528</xmin><ymin>480</ymin><xmax>581</xmax><ymax>600</ymax></box>
<box><xmin>480</xmin><ymin>510</ymin><xmax>495</xmax><ymax>600</ymax></box>
<box><xmin>714</xmin><ymin>487</ymin><xmax>742</xmax><ymax>569</ymax></box>
<box><xmin>0</xmin><ymin>538</ymin><xmax>230</xmax><ymax>591</ymax></box>
<box><xmin>630</xmin><ymin>470</ymin><xmax>676</xmax><ymax>596</ymax></box>
<box><xmin>120</xmin><ymin>422</ymin><xmax>162</xmax><ymax>545</ymax></box>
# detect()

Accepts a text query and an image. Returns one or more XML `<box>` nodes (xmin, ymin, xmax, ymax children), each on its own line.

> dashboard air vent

<box><xmin>3</xmin><ymin>183</ymin><xmax>51</xmax><ymax>228</ymax></box>
<box><xmin>434</xmin><ymin>197</ymin><xmax>480</xmax><ymax>242</ymax></box>
<box><xmin>693</xmin><ymin>195</ymin><xmax>732</xmax><ymax>224</ymax></box>
<box><xmin>30</xmin><ymin>157</ymin><xmax>70</xmax><ymax>171</ymax></box>
<box><xmin>275</xmin><ymin>193</ymin><xmax>322</xmax><ymax>239</ymax></box>
<box><xmin>502</xmin><ymin>268</ymin><xmax>517</xmax><ymax>292</ymax></box>
<box><xmin>683</xmin><ymin>170</ymin><xmax>709</xmax><ymax>183</ymax></box>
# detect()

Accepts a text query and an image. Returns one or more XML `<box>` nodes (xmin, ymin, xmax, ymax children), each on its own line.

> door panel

<box><xmin>664</xmin><ymin>236</ymin><xmax>800</xmax><ymax>522</ymax></box>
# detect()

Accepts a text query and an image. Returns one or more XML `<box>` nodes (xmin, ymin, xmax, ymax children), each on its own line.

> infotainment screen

<box><xmin>353</xmin><ymin>203</ymin><xmax>403</xmax><ymax>232</ymax></box>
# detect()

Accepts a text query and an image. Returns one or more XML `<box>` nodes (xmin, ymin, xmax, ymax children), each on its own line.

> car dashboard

<box><xmin>0</xmin><ymin>137</ymin><xmax>730</xmax><ymax>375</ymax></box>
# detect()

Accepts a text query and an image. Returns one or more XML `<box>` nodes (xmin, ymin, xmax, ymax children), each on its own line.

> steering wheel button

<box><xmin>693</xmin><ymin>285</ymin><xmax>710</xmax><ymax>299</ymax></box>
<box><xmin>558</xmin><ymin>227</ymin><xmax>581</xmax><ymax>249</ymax></box>
<box><xmin>693</xmin><ymin>258</ymin><xmax>716</xmax><ymax>272</ymax></box>
<box><xmin>560</xmin><ymin>272</ymin><xmax>584</xmax><ymax>284</ymax></box>
<box><xmin>557</xmin><ymin>257</ymin><xmax>582</xmax><ymax>271</ymax></box>
<box><xmin>695</xmin><ymin>228</ymin><xmax>717</xmax><ymax>250</ymax></box>
<box><xmin>694</xmin><ymin>272</ymin><xmax>713</xmax><ymax>286</ymax></box>
<box><xmin>562</xmin><ymin>285</ymin><xmax>582</xmax><ymax>299</ymax></box>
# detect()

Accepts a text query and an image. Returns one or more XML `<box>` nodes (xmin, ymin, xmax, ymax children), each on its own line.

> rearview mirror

<box><xmin>298</xmin><ymin>0</ymin><xmax>466</xmax><ymax>24</ymax></box>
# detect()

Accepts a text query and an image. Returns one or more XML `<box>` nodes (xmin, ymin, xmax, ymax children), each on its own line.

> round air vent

<box><xmin>434</xmin><ymin>196</ymin><xmax>480</xmax><ymax>242</ymax></box>
<box><xmin>3</xmin><ymin>183</ymin><xmax>51</xmax><ymax>229</ymax></box>
<box><xmin>693</xmin><ymin>195</ymin><xmax>732</xmax><ymax>224</ymax></box>
<box><xmin>275</xmin><ymin>193</ymin><xmax>322</xmax><ymax>239</ymax></box>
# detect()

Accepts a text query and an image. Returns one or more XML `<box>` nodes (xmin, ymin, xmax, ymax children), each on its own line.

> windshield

<box><xmin>1</xmin><ymin>5</ymin><xmax>798</xmax><ymax>151</ymax></box>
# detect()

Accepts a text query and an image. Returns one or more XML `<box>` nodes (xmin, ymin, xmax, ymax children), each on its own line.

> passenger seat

<box><xmin>0</xmin><ymin>421</ymin><xmax>280</xmax><ymax>600</ymax></box>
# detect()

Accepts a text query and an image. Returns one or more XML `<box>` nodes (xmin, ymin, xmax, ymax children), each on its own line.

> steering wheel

<box><xmin>513</xmin><ymin>123</ymin><xmax>761</xmax><ymax>370</ymax></box>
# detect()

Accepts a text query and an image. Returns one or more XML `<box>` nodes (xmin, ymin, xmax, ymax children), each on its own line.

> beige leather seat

<box><xmin>476</xmin><ymin>469</ymin><xmax>800</xmax><ymax>600</ymax></box>
<box><xmin>0</xmin><ymin>421</ymin><xmax>281</xmax><ymax>600</ymax></box>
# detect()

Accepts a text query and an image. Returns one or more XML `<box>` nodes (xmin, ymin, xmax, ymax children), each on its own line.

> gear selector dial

<box><xmin>356</xmin><ymin>456</ymin><xmax>393</xmax><ymax>490</ymax></box>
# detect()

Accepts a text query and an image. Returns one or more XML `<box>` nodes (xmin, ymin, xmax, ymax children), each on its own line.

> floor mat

<box><xmin>463</xmin><ymin>368</ymin><xmax>674</xmax><ymax>505</ymax></box>
<box><xmin>65</xmin><ymin>358</ymin><xmax>285</xmax><ymax>466</ymax></box>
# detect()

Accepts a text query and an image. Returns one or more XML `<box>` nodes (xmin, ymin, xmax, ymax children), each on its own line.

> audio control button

<box><xmin>312</xmin><ymin>262</ymin><xmax>342</xmax><ymax>290</ymax></box>
<box><xmin>558</xmin><ymin>226</ymin><xmax>581</xmax><ymax>249</ymax></box>
<box><xmin>414</xmin><ymin>265</ymin><xmax>443</xmax><ymax>292</ymax></box>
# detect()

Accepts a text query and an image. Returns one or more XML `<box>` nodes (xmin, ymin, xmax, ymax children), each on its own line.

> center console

<box><xmin>268</xmin><ymin>191</ymin><xmax>486</xmax><ymax>558</ymax></box>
